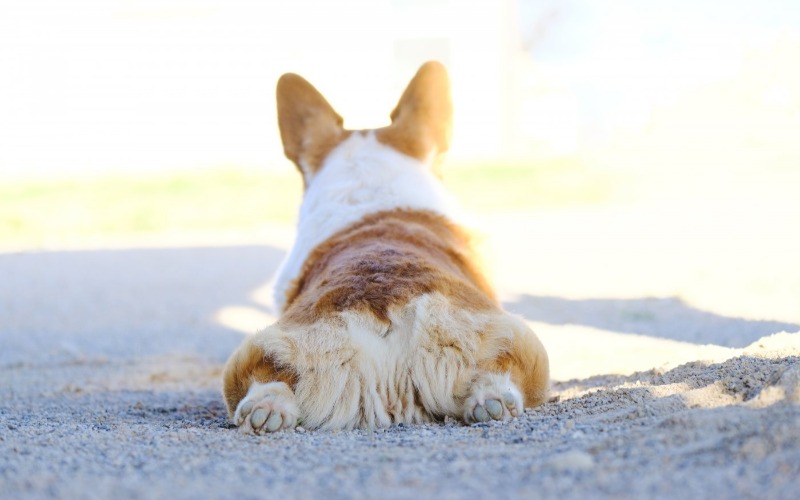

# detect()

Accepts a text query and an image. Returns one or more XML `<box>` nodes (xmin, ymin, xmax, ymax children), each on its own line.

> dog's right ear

<box><xmin>377</xmin><ymin>61</ymin><xmax>453</xmax><ymax>170</ymax></box>
<box><xmin>276</xmin><ymin>73</ymin><xmax>347</xmax><ymax>185</ymax></box>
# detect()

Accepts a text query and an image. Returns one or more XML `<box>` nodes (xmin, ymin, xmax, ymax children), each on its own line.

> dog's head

<box><xmin>276</xmin><ymin>61</ymin><xmax>453</xmax><ymax>187</ymax></box>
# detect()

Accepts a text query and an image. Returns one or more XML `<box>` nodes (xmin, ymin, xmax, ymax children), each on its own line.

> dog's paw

<box><xmin>463</xmin><ymin>373</ymin><xmax>523</xmax><ymax>424</ymax></box>
<box><xmin>233</xmin><ymin>381</ymin><xmax>299</xmax><ymax>434</ymax></box>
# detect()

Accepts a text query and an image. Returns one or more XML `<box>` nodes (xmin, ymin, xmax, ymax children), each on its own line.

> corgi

<box><xmin>222</xmin><ymin>61</ymin><xmax>549</xmax><ymax>432</ymax></box>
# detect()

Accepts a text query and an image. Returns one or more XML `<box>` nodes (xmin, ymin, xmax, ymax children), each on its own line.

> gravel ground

<box><xmin>2</xmin><ymin>208</ymin><xmax>799</xmax><ymax>499</ymax></box>
<box><xmin>2</xmin><ymin>341</ymin><xmax>798</xmax><ymax>500</ymax></box>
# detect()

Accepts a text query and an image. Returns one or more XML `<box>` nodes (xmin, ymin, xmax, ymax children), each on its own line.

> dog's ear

<box><xmin>276</xmin><ymin>73</ymin><xmax>346</xmax><ymax>184</ymax></box>
<box><xmin>377</xmin><ymin>61</ymin><xmax>453</xmax><ymax>166</ymax></box>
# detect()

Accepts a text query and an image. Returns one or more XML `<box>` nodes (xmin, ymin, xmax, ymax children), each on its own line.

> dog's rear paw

<box><xmin>234</xmin><ymin>381</ymin><xmax>299</xmax><ymax>434</ymax></box>
<box><xmin>463</xmin><ymin>373</ymin><xmax>523</xmax><ymax>424</ymax></box>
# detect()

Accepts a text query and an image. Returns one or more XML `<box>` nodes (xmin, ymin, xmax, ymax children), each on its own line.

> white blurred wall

<box><xmin>0</xmin><ymin>0</ymin><xmax>519</xmax><ymax>177</ymax></box>
<box><xmin>1</xmin><ymin>0</ymin><xmax>798</xmax><ymax>177</ymax></box>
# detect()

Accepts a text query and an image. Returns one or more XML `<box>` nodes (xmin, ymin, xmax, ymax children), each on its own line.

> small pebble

<box><xmin>547</xmin><ymin>450</ymin><xmax>595</xmax><ymax>471</ymax></box>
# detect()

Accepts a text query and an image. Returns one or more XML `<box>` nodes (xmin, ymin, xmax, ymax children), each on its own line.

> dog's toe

<box><xmin>472</xmin><ymin>405</ymin><xmax>490</xmax><ymax>422</ymax></box>
<box><xmin>250</xmin><ymin>409</ymin><xmax>268</xmax><ymax>430</ymax></box>
<box><xmin>236</xmin><ymin>400</ymin><xmax>254</xmax><ymax>424</ymax></box>
<box><xmin>265</xmin><ymin>413</ymin><xmax>283</xmax><ymax>432</ymax></box>
<box><xmin>502</xmin><ymin>391</ymin><xmax>519</xmax><ymax>416</ymax></box>
<box><xmin>485</xmin><ymin>399</ymin><xmax>504</xmax><ymax>420</ymax></box>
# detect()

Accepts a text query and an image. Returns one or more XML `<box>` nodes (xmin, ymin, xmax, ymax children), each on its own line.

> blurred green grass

<box><xmin>0</xmin><ymin>160</ymin><xmax>614</xmax><ymax>248</ymax></box>
<box><xmin>444</xmin><ymin>159</ymin><xmax>614</xmax><ymax>212</ymax></box>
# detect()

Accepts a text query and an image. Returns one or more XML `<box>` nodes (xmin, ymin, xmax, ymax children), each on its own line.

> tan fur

<box><xmin>276</xmin><ymin>73</ymin><xmax>353</xmax><ymax>186</ymax></box>
<box><xmin>375</xmin><ymin>61</ymin><xmax>453</xmax><ymax>174</ymax></box>
<box><xmin>478</xmin><ymin>314</ymin><xmax>551</xmax><ymax>407</ymax></box>
<box><xmin>222</xmin><ymin>61</ymin><xmax>550</xmax><ymax>432</ymax></box>
<box><xmin>222</xmin><ymin>335</ymin><xmax>297</xmax><ymax>414</ymax></box>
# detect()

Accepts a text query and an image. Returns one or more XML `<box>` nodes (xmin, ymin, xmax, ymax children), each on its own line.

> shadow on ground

<box><xmin>0</xmin><ymin>245</ymin><xmax>284</xmax><ymax>367</ymax></box>
<box><xmin>504</xmin><ymin>294</ymin><xmax>799</xmax><ymax>348</ymax></box>
<box><xmin>4</xmin><ymin>246</ymin><xmax>797</xmax><ymax>368</ymax></box>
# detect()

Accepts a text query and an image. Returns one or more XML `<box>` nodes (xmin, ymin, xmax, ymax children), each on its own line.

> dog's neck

<box><xmin>270</xmin><ymin>131</ymin><xmax>458</xmax><ymax>313</ymax></box>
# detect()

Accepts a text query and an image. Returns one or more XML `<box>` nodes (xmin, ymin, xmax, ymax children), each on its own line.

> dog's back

<box><xmin>223</xmin><ymin>62</ymin><xmax>549</xmax><ymax>432</ymax></box>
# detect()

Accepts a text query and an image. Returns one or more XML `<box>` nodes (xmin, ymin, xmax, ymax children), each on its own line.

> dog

<box><xmin>222</xmin><ymin>61</ymin><xmax>549</xmax><ymax>432</ymax></box>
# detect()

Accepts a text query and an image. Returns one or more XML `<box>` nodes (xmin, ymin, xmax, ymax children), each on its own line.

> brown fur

<box><xmin>480</xmin><ymin>327</ymin><xmax>550</xmax><ymax>407</ymax></box>
<box><xmin>223</xmin><ymin>335</ymin><xmax>297</xmax><ymax>415</ymax></box>
<box><xmin>276</xmin><ymin>73</ymin><xmax>353</xmax><ymax>185</ymax></box>
<box><xmin>283</xmin><ymin>209</ymin><xmax>497</xmax><ymax>325</ymax></box>
<box><xmin>375</xmin><ymin>61</ymin><xmax>453</xmax><ymax>173</ymax></box>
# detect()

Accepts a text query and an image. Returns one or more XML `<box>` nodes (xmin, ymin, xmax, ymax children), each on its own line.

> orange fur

<box><xmin>223</xmin><ymin>335</ymin><xmax>297</xmax><ymax>417</ymax></box>
<box><xmin>479</xmin><ymin>322</ymin><xmax>550</xmax><ymax>407</ymax></box>
<box><xmin>375</xmin><ymin>61</ymin><xmax>453</xmax><ymax>174</ymax></box>
<box><xmin>276</xmin><ymin>73</ymin><xmax>353</xmax><ymax>186</ymax></box>
<box><xmin>283</xmin><ymin>209</ymin><xmax>496</xmax><ymax>325</ymax></box>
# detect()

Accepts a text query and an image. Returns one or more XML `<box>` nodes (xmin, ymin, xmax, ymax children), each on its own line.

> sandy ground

<box><xmin>2</xmin><ymin>192</ymin><xmax>800</xmax><ymax>499</ymax></box>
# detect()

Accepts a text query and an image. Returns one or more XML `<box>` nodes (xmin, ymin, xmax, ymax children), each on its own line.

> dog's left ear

<box><xmin>276</xmin><ymin>73</ymin><xmax>346</xmax><ymax>185</ymax></box>
<box><xmin>377</xmin><ymin>61</ymin><xmax>453</xmax><ymax>166</ymax></box>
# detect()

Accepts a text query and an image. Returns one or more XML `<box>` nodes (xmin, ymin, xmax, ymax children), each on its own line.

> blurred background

<box><xmin>1</xmin><ymin>0</ymin><xmax>799</xmax><ymax>345</ymax></box>
<box><xmin>1</xmin><ymin>0</ymin><xmax>799</xmax><ymax>172</ymax></box>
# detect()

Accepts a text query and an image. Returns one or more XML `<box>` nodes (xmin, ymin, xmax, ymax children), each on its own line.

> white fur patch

<box><xmin>270</xmin><ymin>131</ymin><xmax>460</xmax><ymax>312</ymax></box>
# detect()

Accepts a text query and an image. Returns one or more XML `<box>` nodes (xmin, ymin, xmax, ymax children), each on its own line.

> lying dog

<box><xmin>223</xmin><ymin>61</ymin><xmax>549</xmax><ymax>432</ymax></box>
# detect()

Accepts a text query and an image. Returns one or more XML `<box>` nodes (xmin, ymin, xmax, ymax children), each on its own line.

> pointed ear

<box><xmin>276</xmin><ymin>73</ymin><xmax>347</xmax><ymax>182</ymax></box>
<box><xmin>377</xmin><ymin>61</ymin><xmax>453</xmax><ymax>164</ymax></box>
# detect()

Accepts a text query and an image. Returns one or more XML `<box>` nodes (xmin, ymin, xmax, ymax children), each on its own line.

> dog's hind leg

<box><xmin>463</xmin><ymin>314</ymin><xmax>550</xmax><ymax>423</ymax></box>
<box><xmin>223</xmin><ymin>332</ymin><xmax>299</xmax><ymax>434</ymax></box>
